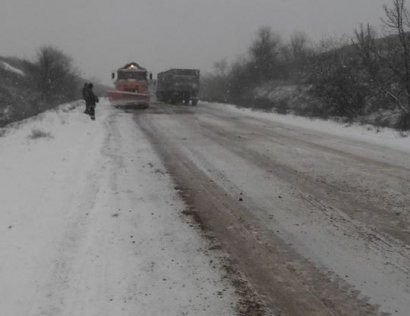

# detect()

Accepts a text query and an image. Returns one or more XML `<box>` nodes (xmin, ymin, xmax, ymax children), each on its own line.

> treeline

<box><xmin>201</xmin><ymin>0</ymin><xmax>410</xmax><ymax>130</ymax></box>
<box><xmin>0</xmin><ymin>46</ymin><xmax>80</xmax><ymax>126</ymax></box>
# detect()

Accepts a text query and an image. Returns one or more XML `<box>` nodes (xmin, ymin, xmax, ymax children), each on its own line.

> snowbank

<box><xmin>206</xmin><ymin>102</ymin><xmax>410</xmax><ymax>153</ymax></box>
<box><xmin>0</xmin><ymin>61</ymin><xmax>25</xmax><ymax>76</ymax></box>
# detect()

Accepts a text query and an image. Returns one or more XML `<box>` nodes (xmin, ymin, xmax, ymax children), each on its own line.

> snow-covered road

<box><xmin>1</xmin><ymin>99</ymin><xmax>409</xmax><ymax>316</ymax></box>
<box><xmin>0</xmin><ymin>100</ymin><xmax>239</xmax><ymax>315</ymax></box>
<box><xmin>136</xmin><ymin>102</ymin><xmax>410</xmax><ymax>316</ymax></box>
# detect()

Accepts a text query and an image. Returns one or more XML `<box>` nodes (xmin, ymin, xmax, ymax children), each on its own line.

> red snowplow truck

<box><xmin>107</xmin><ymin>62</ymin><xmax>150</xmax><ymax>108</ymax></box>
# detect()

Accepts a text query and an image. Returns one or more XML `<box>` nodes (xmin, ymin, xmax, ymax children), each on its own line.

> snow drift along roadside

<box><xmin>206</xmin><ymin>102</ymin><xmax>410</xmax><ymax>154</ymax></box>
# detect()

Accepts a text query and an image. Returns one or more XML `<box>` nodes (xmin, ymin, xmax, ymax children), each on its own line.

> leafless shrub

<box><xmin>200</xmin><ymin>59</ymin><xmax>230</xmax><ymax>103</ymax></box>
<box><xmin>395</xmin><ymin>112</ymin><xmax>410</xmax><ymax>131</ymax></box>
<box><xmin>28</xmin><ymin>128</ymin><xmax>53</xmax><ymax>139</ymax></box>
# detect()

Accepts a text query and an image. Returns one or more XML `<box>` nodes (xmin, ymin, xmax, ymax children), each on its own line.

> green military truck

<box><xmin>156</xmin><ymin>69</ymin><xmax>200</xmax><ymax>105</ymax></box>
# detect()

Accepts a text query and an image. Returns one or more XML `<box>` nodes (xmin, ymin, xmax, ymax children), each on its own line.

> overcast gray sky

<box><xmin>0</xmin><ymin>0</ymin><xmax>390</xmax><ymax>85</ymax></box>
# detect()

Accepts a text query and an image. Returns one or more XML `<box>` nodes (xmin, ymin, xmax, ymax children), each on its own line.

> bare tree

<box><xmin>354</xmin><ymin>0</ymin><xmax>410</xmax><ymax>115</ymax></box>
<box><xmin>200</xmin><ymin>59</ymin><xmax>230</xmax><ymax>103</ymax></box>
<box><xmin>353</xmin><ymin>24</ymin><xmax>398</xmax><ymax>107</ymax></box>
<box><xmin>249</xmin><ymin>26</ymin><xmax>282</xmax><ymax>83</ymax></box>
<box><xmin>213</xmin><ymin>58</ymin><xmax>228</xmax><ymax>77</ymax></box>
<box><xmin>280</xmin><ymin>31</ymin><xmax>313</xmax><ymax>82</ymax></box>
<box><xmin>290</xmin><ymin>31</ymin><xmax>310</xmax><ymax>63</ymax></box>
<box><xmin>383</xmin><ymin>0</ymin><xmax>410</xmax><ymax>113</ymax></box>
<box><xmin>32</xmin><ymin>46</ymin><xmax>79</xmax><ymax>103</ymax></box>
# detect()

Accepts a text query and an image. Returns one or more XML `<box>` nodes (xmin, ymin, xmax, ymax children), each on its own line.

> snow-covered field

<box><xmin>0</xmin><ymin>100</ymin><xmax>237</xmax><ymax>315</ymax></box>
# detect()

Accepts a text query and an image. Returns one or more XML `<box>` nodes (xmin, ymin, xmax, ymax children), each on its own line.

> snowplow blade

<box><xmin>107</xmin><ymin>90</ymin><xmax>150</xmax><ymax>108</ymax></box>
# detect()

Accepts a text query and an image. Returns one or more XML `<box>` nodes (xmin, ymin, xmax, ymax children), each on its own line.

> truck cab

<box><xmin>107</xmin><ymin>62</ymin><xmax>150</xmax><ymax>108</ymax></box>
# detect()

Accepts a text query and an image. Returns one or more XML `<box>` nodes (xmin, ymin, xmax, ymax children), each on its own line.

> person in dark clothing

<box><xmin>85</xmin><ymin>83</ymin><xmax>99</xmax><ymax>120</ymax></box>
<box><xmin>82</xmin><ymin>82</ymin><xmax>90</xmax><ymax>114</ymax></box>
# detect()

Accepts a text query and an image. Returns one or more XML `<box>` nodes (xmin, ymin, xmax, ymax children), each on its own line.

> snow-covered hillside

<box><xmin>0</xmin><ymin>61</ymin><xmax>25</xmax><ymax>76</ymax></box>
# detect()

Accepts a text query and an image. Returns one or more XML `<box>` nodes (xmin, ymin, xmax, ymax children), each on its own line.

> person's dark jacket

<box><xmin>86</xmin><ymin>84</ymin><xmax>99</xmax><ymax>107</ymax></box>
<box><xmin>82</xmin><ymin>83</ymin><xmax>89</xmax><ymax>101</ymax></box>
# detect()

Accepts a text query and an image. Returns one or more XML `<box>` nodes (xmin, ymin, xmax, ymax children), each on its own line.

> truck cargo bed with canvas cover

<box><xmin>156</xmin><ymin>69</ymin><xmax>200</xmax><ymax>105</ymax></box>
